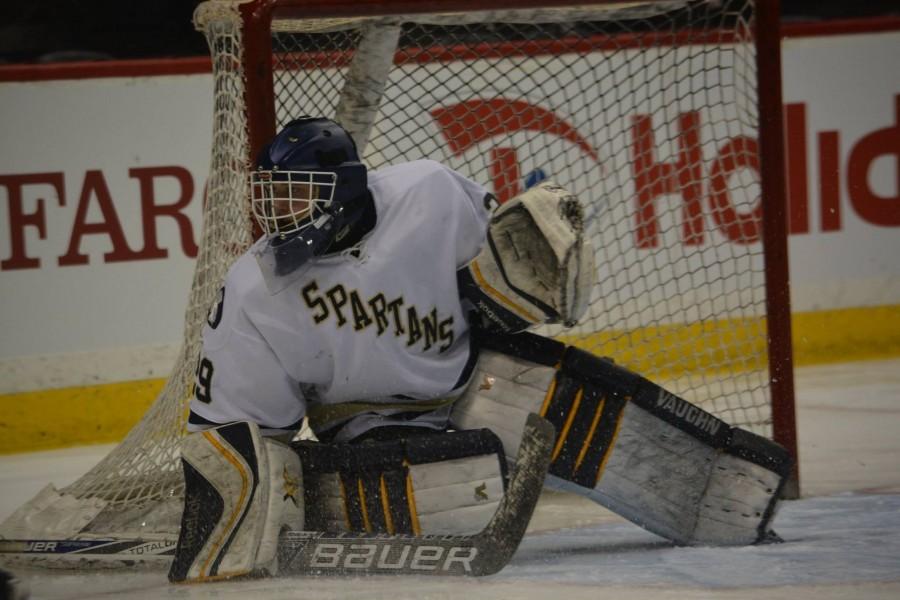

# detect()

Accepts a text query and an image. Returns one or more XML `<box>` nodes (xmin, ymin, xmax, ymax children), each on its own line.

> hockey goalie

<box><xmin>169</xmin><ymin>117</ymin><xmax>792</xmax><ymax>582</ymax></box>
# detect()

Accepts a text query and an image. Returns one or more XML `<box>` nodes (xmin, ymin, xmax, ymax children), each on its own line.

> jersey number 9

<box><xmin>195</xmin><ymin>357</ymin><xmax>215</xmax><ymax>404</ymax></box>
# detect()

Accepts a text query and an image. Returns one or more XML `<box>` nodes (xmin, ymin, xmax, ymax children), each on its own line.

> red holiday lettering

<box><xmin>490</xmin><ymin>147</ymin><xmax>521</xmax><ymax>204</ymax></box>
<box><xmin>629</xmin><ymin>112</ymin><xmax>704</xmax><ymax>248</ymax></box>
<box><xmin>846</xmin><ymin>94</ymin><xmax>900</xmax><ymax>226</ymax></box>
<box><xmin>818</xmin><ymin>130</ymin><xmax>842</xmax><ymax>232</ymax></box>
<box><xmin>708</xmin><ymin>136</ymin><xmax>762</xmax><ymax>244</ymax></box>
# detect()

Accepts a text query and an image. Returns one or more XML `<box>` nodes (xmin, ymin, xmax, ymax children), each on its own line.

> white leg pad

<box><xmin>693</xmin><ymin>450</ymin><xmax>785</xmax><ymax>544</ymax></box>
<box><xmin>169</xmin><ymin>422</ymin><xmax>304</xmax><ymax>582</ymax></box>
<box><xmin>451</xmin><ymin>351</ymin><xmax>790</xmax><ymax>546</ymax></box>
<box><xmin>555</xmin><ymin>402</ymin><xmax>784</xmax><ymax>545</ymax></box>
<box><xmin>451</xmin><ymin>351</ymin><xmax>553</xmax><ymax>461</ymax></box>
<box><xmin>408</xmin><ymin>454</ymin><xmax>505</xmax><ymax>535</ymax></box>
<box><xmin>299</xmin><ymin>427</ymin><xmax>506</xmax><ymax>536</ymax></box>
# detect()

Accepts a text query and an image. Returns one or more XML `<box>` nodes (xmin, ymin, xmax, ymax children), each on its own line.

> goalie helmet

<box><xmin>250</xmin><ymin>116</ymin><xmax>369</xmax><ymax>276</ymax></box>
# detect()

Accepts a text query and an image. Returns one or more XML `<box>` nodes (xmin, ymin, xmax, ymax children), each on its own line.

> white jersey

<box><xmin>189</xmin><ymin>160</ymin><xmax>491</xmax><ymax>440</ymax></box>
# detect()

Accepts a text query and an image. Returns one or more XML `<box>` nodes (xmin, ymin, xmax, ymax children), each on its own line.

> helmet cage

<box><xmin>250</xmin><ymin>169</ymin><xmax>338</xmax><ymax>238</ymax></box>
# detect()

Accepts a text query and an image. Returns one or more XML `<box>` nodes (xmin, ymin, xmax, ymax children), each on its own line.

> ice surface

<box><xmin>2</xmin><ymin>359</ymin><xmax>899</xmax><ymax>599</ymax></box>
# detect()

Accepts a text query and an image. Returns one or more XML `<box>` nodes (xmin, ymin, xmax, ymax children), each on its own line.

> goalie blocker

<box><xmin>451</xmin><ymin>331</ymin><xmax>793</xmax><ymax>546</ymax></box>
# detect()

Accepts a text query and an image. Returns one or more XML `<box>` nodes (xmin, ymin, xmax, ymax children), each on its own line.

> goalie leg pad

<box><xmin>451</xmin><ymin>336</ymin><xmax>792</xmax><ymax>546</ymax></box>
<box><xmin>296</xmin><ymin>427</ymin><xmax>507</xmax><ymax>536</ymax></box>
<box><xmin>168</xmin><ymin>422</ymin><xmax>304</xmax><ymax>583</ymax></box>
<box><xmin>449</xmin><ymin>344</ymin><xmax>625</xmax><ymax>487</ymax></box>
<box><xmin>449</xmin><ymin>349</ymin><xmax>557</xmax><ymax>462</ymax></box>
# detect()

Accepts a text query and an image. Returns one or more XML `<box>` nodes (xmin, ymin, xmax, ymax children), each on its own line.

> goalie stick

<box><xmin>0</xmin><ymin>414</ymin><xmax>554</xmax><ymax>575</ymax></box>
<box><xmin>0</xmin><ymin>535</ymin><xmax>177</xmax><ymax>567</ymax></box>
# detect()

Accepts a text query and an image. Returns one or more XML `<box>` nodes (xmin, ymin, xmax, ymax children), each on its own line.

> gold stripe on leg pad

<box><xmin>561</xmin><ymin>393</ymin><xmax>628</xmax><ymax>489</ymax></box>
<box><xmin>379</xmin><ymin>475</ymin><xmax>395</xmax><ymax>535</ymax></box>
<box><xmin>357</xmin><ymin>478</ymin><xmax>372</xmax><ymax>533</ymax></box>
<box><xmin>199</xmin><ymin>431</ymin><xmax>252</xmax><ymax>580</ymax></box>
<box><xmin>551</xmin><ymin>387</ymin><xmax>584</xmax><ymax>462</ymax></box>
<box><xmin>405</xmin><ymin>466</ymin><xmax>422</xmax><ymax>536</ymax></box>
<box><xmin>537</xmin><ymin>368</ymin><xmax>631</xmax><ymax>488</ymax></box>
<box><xmin>574</xmin><ymin>395</ymin><xmax>606</xmax><ymax>472</ymax></box>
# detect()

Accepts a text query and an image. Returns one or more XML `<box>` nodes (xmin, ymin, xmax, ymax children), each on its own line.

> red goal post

<box><xmin>0</xmin><ymin>0</ymin><xmax>798</xmax><ymax>561</ymax></box>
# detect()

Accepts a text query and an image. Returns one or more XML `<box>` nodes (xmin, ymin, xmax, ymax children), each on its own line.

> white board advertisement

<box><xmin>0</xmin><ymin>30</ymin><xmax>898</xmax><ymax>392</ymax></box>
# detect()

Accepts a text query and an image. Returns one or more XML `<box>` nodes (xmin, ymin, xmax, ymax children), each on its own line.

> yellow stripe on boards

<box><xmin>0</xmin><ymin>378</ymin><xmax>164</xmax><ymax>454</ymax></box>
<box><xmin>560</xmin><ymin>304</ymin><xmax>900</xmax><ymax>380</ymax></box>
<box><xmin>791</xmin><ymin>305</ymin><xmax>900</xmax><ymax>366</ymax></box>
<box><xmin>559</xmin><ymin>317</ymin><xmax>769</xmax><ymax>380</ymax></box>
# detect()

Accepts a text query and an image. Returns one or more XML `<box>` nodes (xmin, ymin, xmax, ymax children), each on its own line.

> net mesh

<box><xmin>265</xmin><ymin>0</ymin><xmax>769</xmax><ymax>429</ymax></box>
<box><xmin>4</xmin><ymin>0</ymin><xmax>778</xmax><ymax>544</ymax></box>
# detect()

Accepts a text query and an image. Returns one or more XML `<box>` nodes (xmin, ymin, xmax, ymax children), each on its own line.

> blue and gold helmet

<box><xmin>250</xmin><ymin>117</ymin><xmax>368</xmax><ymax>275</ymax></box>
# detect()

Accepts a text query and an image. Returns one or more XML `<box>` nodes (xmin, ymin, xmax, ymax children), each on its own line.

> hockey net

<box><xmin>0</xmin><ymin>0</ymin><xmax>797</xmax><ymax>558</ymax></box>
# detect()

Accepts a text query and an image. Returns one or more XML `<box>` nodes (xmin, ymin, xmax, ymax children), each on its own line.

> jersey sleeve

<box><xmin>188</xmin><ymin>257</ymin><xmax>306</xmax><ymax>436</ymax></box>
<box><xmin>414</xmin><ymin>160</ymin><xmax>493</xmax><ymax>269</ymax></box>
<box><xmin>430</xmin><ymin>162</ymin><xmax>492</xmax><ymax>268</ymax></box>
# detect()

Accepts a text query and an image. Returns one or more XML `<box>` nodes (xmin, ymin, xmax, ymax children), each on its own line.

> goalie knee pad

<box><xmin>169</xmin><ymin>422</ymin><xmax>304</xmax><ymax>582</ymax></box>
<box><xmin>451</xmin><ymin>333</ymin><xmax>793</xmax><ymax>546</ymax></box>
<box><xmin>297</xmin><ymin>428</ymin><xmax>507</xmax><ymax>536</ymax></box>
<box><xmin>458</xmin><ymin>181</ymin><xmax>595</xmax><ymax>332</ymax></box>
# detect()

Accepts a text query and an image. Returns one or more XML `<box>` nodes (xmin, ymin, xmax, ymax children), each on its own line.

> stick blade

<box><xmin>277</xmin><ymin>413</ymin><xmax>555</xmax><ymax>577</ymax></box>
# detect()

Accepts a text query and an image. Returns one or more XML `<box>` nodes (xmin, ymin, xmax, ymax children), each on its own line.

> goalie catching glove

<box><xmin>458</xmin><ymin>181</ymin><xmax>595</xmax><ymax>333</ymax></box>
<box><xmin>451</xmin><ymin>332</ymin><xmax>793</xmax><ymax>546</ymax></box>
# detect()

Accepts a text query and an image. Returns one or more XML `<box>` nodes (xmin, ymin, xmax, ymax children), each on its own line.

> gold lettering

<box><xmin>406</xmin><ymin>305</ymin><xmax>423</xmax><ymax>347</ymax></box>
<box><xmin>422</xmin><ymin>308</ymin><xmax>439</xmax><ymax>351</ymax></box>
<box><xmin>387</xmin><ymin>297</ymin><xmax>405</xmax><ymax>336</ymax></box>
<box><xmin>325</xmin><ymin>284</ymin><xmax>349</xmax><ymax>327</ymax></box>
<box><xmin>304</xmin><ymin>283</ymin><xmax>455</xmax><ymax>353</ymax></box>
<box><xmin>349</xmin><ymin>290</ymin><xmax>374</xmax><ymax>331</ymax></box>
<box><xmin>438</xmin><ymin>316</ymin><xmax>455</xmax><ymax>352</ymax></box>
<box><xmin>368</xmin><ymin>293</ymin><xmax>389</xmax><ymax>335</ymax></box>
<box><xmin>301</xmin><ymin>281</ymin><xmax>329</xmax><ymax>324</ymax></box>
